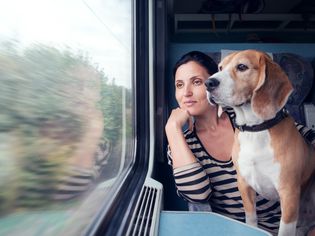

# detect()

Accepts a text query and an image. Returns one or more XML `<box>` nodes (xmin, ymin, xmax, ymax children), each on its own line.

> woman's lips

<box><xmin>184</xmin><ymin>101</ymin><xmax>196</xmax><ymax>107</ymax></box>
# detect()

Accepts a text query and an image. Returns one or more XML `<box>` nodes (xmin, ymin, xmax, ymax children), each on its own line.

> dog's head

<box><xmin>205</xmin><ymin>49</ymin><xmax>293</xmax><ymax>120</ymax></box>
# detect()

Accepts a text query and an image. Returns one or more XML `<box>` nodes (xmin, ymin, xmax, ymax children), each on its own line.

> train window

<box><xmin>0</xmin><ymin>0</ymin><xmax>134</xmax><ymax>235</ymax></box>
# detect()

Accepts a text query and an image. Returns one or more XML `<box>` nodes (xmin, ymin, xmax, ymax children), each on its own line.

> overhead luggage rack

<box><xmin>174</xmin><ymin>14</ymin><xmax>315</xmax><ymax>33</ymax></box>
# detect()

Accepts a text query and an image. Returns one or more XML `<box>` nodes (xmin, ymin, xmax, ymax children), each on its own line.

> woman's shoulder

<box><xmin>183</xmin><ymin>127</ymin><xmax>196</xmax><ymax>139</ymax></box>
<box><xmin>222</xmin><ymin>106</ymin><xmax>236</xmax><ymax>127</ymax></box>
<box><xmin>223</xmin><ymin>106</ymin><xmax>235</xmax><ymax>117</ymax></box>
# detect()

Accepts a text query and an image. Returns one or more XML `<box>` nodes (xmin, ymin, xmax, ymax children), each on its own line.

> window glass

<box><xmin>0</xmin><ymin>0</ymin><xmax>133</xmax><ymax>235</ymax></box>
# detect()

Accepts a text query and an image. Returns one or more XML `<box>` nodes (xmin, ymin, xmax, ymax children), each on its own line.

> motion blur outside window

<box><xmin>0</xmin><ymin>0</ymin><xmax>133</xmax><ymax>235</ymax></box>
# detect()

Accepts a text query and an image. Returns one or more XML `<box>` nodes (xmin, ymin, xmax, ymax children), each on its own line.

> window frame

<box><xmin>84</xmin><ymin>0</ymin><xmax>151</xmax><ymax>235</ymax></box>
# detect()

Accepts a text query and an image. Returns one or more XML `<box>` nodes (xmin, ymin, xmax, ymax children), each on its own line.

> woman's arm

<box><xmin>165</xmin><ymin>108</ymin><xmax>212</xmax><ymax>202</ymax></box>
<box><xmin>165</xmin><ymin>108</ymin><xmax>196</xmax><ymax>168</ymax></box>
<box><xmin>174</xmin><ymin>162</ymin><xmax>212</xmax><ymax>203</ymax></box>
<box><xmin>167</xmin><ymin>148</ymin><xmax>212</xmax><ymax>203</ymax></box>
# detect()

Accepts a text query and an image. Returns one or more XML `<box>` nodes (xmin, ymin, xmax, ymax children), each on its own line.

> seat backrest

<box><xmin>306</xmin><ymin>59</ymin><xmax>315</xmax><ymax>105</ymax></box>
<box><xmin>273</xmin><ymin>53</ymin><xmax>314</xmax><ymax>124</ymax></box>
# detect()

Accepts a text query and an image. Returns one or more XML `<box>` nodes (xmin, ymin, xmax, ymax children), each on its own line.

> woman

<box><xmin>165</xmin><ymin>51</ymin><xmax>315</xmax><ymax>235</ymax></box>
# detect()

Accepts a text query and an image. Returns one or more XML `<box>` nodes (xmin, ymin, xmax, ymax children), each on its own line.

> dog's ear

<box><xmin>251</xmin><ymin>53</ymin><xmax>293</xmax><ymax>120</ymax></box>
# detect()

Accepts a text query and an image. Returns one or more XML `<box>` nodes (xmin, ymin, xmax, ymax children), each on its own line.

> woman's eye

<box><xmin>193</xmin><ymin>80</ymin><xmax>202</xmax><ymax>86</ymax></box>
<box><xmin>176</xmin><ymin>82</ymin><xmax>183</xmax><ymax>88</ymax></box>
<box><xmin>236</xmin><ymin>64</ymin><xmax>248</xmax><ymax>72</ymax></box>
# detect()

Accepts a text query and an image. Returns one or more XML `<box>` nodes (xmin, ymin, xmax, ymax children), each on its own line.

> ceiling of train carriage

<box><xmin>170</xmin><ymin>0</ymin><xmax>314</xmax><ymax>14</ymax></box>
<box><xmin>167</xmin><ymin>0</ymin><xmax>315</xmax><ymax>42</ymax></box>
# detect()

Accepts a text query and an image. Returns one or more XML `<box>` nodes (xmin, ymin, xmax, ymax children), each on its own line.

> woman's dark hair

<box><xmin>173</xmin><ymin>51</ymin><xmax>218</xmax><ymax>78</ymax></box>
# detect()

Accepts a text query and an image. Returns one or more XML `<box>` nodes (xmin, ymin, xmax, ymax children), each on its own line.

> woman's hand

<box><xmin>165</xmin><ymin>108</ymin><xmax>193</xmax><ymax>133</ymax></box>
<box><xmin>165</xmin><ymin>107</ymin><xmax>196</xmax><ymax>168</ymax></box>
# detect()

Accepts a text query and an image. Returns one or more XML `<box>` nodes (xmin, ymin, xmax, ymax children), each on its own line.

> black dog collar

<box><xmin>233</xmin><ymin>108</ymin><xmax>289</xmax><ymax>132</ymax></box>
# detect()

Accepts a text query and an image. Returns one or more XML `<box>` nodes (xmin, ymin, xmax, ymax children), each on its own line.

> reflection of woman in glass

<box><xmin>0</xmin><ymin>51</ymin><xmax>107</xmax><ymax>212</ymax></box>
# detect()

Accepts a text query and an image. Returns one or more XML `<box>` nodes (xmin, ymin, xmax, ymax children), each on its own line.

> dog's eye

<box><xmin>218</xmin><ymin>66</ymin><xmax>222</xmax><ymax>71</ymax></box>
<box><xmin>236</xmin><ymin>64</ymin><xmax>248</xmax><ymax>72</ymax></box>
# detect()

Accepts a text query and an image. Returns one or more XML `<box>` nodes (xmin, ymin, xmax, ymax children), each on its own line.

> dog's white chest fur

<box><xmin>237</xmin><ymin>131</ymin><xmax>280</xmax><ymax>200</ymax></box>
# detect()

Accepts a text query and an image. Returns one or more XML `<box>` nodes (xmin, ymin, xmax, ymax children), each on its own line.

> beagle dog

<box><xmin>205</xmin><ymin>50</ymin><xmax>315</xmax><ymax>236</ymax></box>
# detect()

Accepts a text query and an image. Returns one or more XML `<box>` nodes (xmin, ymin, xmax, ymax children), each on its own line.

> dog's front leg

<box><xmin>232</xmin><ymin>137</ymin><xmax>257</xmax><ymax>227</ymax></box>
<box><xmin>278</xmin><ymin>186</ymin><xmax>300</xmax><ymax>236</ymax></box>
<box><xmin>237</xmin><ymin>174</ymin><xmax>258</xmax><ymax>226</ymax></box>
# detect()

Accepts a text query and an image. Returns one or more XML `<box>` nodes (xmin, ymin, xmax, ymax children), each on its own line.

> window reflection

<box><xmin>0</xmin><ymin>0</ymin><xmax>132</xmax><ymax>235</ymax></box>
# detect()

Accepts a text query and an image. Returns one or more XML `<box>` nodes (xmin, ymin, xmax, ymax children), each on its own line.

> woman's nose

<box><xmin>183</xmin><ymin>85</ymin><xmax>192</xmax><ymax>96</ymax></box>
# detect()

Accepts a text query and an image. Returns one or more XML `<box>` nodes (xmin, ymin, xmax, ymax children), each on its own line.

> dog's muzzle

<box><xmin>205</xmin><ymin>78</ymin><xmax>220</xmax><ymax>92</ymax></box>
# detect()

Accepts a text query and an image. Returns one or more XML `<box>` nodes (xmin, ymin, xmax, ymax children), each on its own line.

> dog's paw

<box><xmin>245</xmin><ymin>213</ymin><xmax>258</xmax><ymax>227</ymax></box>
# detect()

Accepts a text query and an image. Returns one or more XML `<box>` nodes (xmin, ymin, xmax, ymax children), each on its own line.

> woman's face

<box><xmin>175</xmin><ymin>61</ymin><xmax>214</xmax><ymax>116</ymax></box>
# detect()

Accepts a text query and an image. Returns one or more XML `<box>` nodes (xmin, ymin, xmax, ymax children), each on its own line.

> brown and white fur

<box><xmin>205</xmin><ymin>50</ymin><xmax>315</xmax><ymax>236</ymax></box>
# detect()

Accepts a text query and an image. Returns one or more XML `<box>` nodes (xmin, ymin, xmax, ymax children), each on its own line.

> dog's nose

<box><xmin>205</xmin><ymin>78</ymin><xmax>220</xmax><ymax>91</ymax></box>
